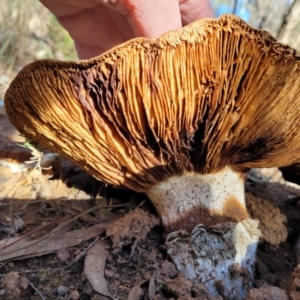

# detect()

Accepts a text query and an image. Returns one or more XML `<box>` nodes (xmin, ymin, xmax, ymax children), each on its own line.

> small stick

<box><xmin>26</xmin><ymin>278</ymin><xmax>46</xmax><ymax>300</ymax></box>
<box><xmin>0</xmin><ymin>215</ymin><xmax>72</xmax><ymax>251</ymax></box>
<box><xmin>0</xmin><ymin>237</ymin><xmax>100</xmax><ymax>277</ymax></box>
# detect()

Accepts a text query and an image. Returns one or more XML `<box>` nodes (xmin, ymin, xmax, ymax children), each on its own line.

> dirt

<box><xmin>1</xmin><ymin>107</ymin><xmax>300</xmax><ymax>299</ymax></box>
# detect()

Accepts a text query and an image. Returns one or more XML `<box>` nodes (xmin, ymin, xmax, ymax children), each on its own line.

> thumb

<box><xmin>96</xmin><ymin>0</ymin><xmax>182</xmax><ymax>39</ymax></box>
<box><xmin>179</xmin><ymin>0</ymin><xmax>215</xmax><ymax>26</ymax></box>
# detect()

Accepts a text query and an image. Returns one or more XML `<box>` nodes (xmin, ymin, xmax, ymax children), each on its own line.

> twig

<box><xmin>0</xmin><ymin>237</ymin><xmax>100</xmax><ymax>277</ymax></box>
<box><xmin>26</xmin><ymin>278</ymin><xmax>46</xmax><ymax>300</ymax></box>
<box><xmin>0</xmin><ymin>215</ymin><xmax>72</xmax><ymax>252</ymax></box>
<box><xmin>118</xmin><ymin>239</ymin><xmax>137</xmax><ymax>264</ymax></box>
<box><xmin>51</xmin><ymin>236</ymin><xmax>100</xmax><ymax>272</ymax></box>
<box><xmin>0</xmin><ymin>201</ymin><xmax>109</xmax><ymax>254</ymax></box>
<box><xmin>0</xmin><ymin>199</ymin><xmax>50</xmax><ymax>205</ymax></box>
<box><xmin>102</xmin><ymin>203</ymin><xmax>128</xmax><ymax>208</ymax></box>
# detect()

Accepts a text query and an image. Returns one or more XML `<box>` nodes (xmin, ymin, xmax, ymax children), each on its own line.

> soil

<box><xmin>1</xmin><ymin>107</ymin><xmax>300</xmax><ymax>300</ymax></box>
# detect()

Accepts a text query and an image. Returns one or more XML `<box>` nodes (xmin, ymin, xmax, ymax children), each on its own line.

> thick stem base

<box><xmin>166</xmin><ymin>218</ymin><xmax>260</xmax><ymax>299</ymax></box>
<box><xmin>147</xmin><ymin>168</ymin><xmax>248</xmax><ymax>232</ymax></box>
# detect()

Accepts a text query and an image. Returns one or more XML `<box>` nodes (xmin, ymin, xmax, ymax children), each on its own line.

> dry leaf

<box><xmin>84</xmin><ymin>240</ymin><xmax>112</xmax><ymax>298</ymax></box>
<box><xmin>149</xmin><ymin>274</ymin><xmax>156</xmax><ymax>299</ymax></box>
<box><xmin>128</xmin><ymin>281</ymin><xmax>147</xmax><ymax>300</ymax></box>
<box><xmin>0</xmin><ymin>223</ymin><xmax>107</xmax><ymax>261</ymax></box>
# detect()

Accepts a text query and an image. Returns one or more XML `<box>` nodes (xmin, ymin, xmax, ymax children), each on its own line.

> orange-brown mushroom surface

<box><xmin>4</xmin><ymin>14</ymin><xmax>300</xmax><ymax>299</ymax></box>
<box><xmin>5</xmin><ymin>14</ymin><xmax>300</xmax><ymax>192</ymax></box>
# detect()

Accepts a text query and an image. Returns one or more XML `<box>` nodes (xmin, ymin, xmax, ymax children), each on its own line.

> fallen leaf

<box><xmin>0</xmin><ymin>223</ymin><xmax>108</xmax><ymax>261</ymax></box>
<box><xmin>84</xmin><ymin>240</ymin><xmax>112</xmax><ymax>298</ymax></box>
<box><xmin>149</xmin><ymin>274</ymin><xmax>156</xmax><ymax>299</ymax></box>
<box><xmin>128</xmin><ymin>281</ymin><xmax>147</xmax><ymax>300</ymax></box>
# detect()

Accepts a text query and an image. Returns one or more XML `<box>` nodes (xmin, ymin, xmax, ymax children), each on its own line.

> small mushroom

<box><xmin>4</xmin><ymin>14</ymin><xmax>300</xmax><ymax>299</ymax></box>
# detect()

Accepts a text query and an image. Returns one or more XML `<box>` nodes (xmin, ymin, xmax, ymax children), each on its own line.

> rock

<box><xmin>0</xmin><ymin>272</ymin><xmax>21</xmax><ymax>300</ymax></box>
<box><xmin>29</xmin><ymin>273</ymin><xmax>38</xmax><ymax>283</ymax></box>
<box><xmin>57</xmin><ymin>285</ymin><xmax>69</xmax><ymax>296</ymax></box>
<box><xmin>246</xmin><ymin>284</ymin><xmax>288</xmax><ymax>300</ymax></box>
<box><xmin>56</xmin><ymin>248</ymin><xmax>70</xmax><ymax>262</ymax></box>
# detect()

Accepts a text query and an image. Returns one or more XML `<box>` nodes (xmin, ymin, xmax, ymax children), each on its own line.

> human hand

<box><xmin>40</xmin><ymin>0</ymin><xmax>214</xmax><ymax>59</ymax></box>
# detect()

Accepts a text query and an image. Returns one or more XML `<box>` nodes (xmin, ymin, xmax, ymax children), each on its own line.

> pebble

<box><xmin>8</xmin><ymin>262</ymin><xmax>14</xmax><ymax>268</ymax></box>
<box><xmin>13</xmin><ymin>217</ymin><xmax>25</xmax><ymax>231</ymax></box>
<box><xmin>246</xmin><ymin>285</ymin><xmax>288</xmax><ymax>300</ymax></box>
<box><xmin>29</xmin><ymin>273</ymin><xmax>38</xmax><ymax>283</ymax></box>
<box><xmin>0</xmin><ymin>289</ymin><xmax>5</xmax><ymax>296</ymax></box>
<box><xmin>69</xmin><ymin>290</ymin><xmax>80</xmax><ymax>300</ymax></box>
<box><xmin>57</xmin><ymin>248</ymin><xmax>70</xmax><ymax>262</ymax></box>
<box><xmin>57</xmin><ymin>285</ymin><xmax>69</xmax><ymax>296</ymax></box>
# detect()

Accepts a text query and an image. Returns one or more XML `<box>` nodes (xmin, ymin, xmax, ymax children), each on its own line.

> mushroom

<box><xmin>4</xmin><ymin>14</ymin><xmax>300</xmax><ymax>299</ymax></box>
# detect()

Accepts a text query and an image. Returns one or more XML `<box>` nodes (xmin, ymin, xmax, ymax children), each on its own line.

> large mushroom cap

<box><xmin>5</xmin><ymin>14</ymin><xmax>300</xmax><ymax>192</ymax></box>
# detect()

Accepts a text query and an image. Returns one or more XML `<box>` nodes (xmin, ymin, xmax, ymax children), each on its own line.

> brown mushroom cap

<box><xmin>5</xmin><ymin>14</ymin><xmax>300</xmax><ymax>192</ymax></box>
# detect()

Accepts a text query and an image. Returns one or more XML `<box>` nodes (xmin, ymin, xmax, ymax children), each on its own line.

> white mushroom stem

<box><xmin>147</xmin><ymin>167</ymin><xmax>249</xmax><ymax>231</ymax></box>
<box><xmin>146</xmin><ymin>167</ymin><xmax>260</xmax><ymax>299</ymax></box>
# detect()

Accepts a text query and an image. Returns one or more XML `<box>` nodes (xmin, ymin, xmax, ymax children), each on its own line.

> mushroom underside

<box><xmin>4</xmin><ymin>14</ymin><xmax>300</xmax><ymax>299</ymax></box>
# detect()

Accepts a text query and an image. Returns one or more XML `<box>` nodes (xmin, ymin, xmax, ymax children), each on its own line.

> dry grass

<box><xmin>0</xmin><ymin>0</ymin><xmax>76</xmax><ymax>99</ymax></box>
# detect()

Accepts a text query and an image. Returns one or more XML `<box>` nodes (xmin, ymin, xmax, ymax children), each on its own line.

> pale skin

<box><xmin>40</xmin><ymin>0</ymin><xmax>215</xmax><ymax>59</ymax></box>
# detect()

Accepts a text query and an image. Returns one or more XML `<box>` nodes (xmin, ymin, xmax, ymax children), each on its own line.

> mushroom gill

<box><xmin>5</xmin><ymin>14</ymin><xmax>300</xmax><ymax>299</ymax></box>
<box><xmin>5</xmin><ymin>15</ymin><xmax>300</xmax><ymax>193</ymax></box>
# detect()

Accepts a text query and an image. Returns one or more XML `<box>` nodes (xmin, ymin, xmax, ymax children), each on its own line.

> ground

<box><xmin>1</xmin><ymin>105</ymin><xmax>300</xmax><ymax>300</ymax></box>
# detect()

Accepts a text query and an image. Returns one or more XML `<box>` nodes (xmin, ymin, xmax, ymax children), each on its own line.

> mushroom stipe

<box><xmin>5</xmin><ymin>14</ymin><xmax>300</xmax><ymax>299</ymax></box>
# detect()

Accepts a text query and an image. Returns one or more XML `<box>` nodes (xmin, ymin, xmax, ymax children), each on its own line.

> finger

<box><xmin>95</xmin><ymin>0</ymin><xmax>182</xmax><ymax>39</ymax></box>
<box><xmin>179</xmin><ymin>0</ymin><xmax>215</xmax><ymax>26</ymax></box>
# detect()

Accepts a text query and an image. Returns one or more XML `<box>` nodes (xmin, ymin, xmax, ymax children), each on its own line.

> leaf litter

<box><xmin>1</xmin><ymin>112</ymin><xmax>300</xmax><ymax>299</ymax></box>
